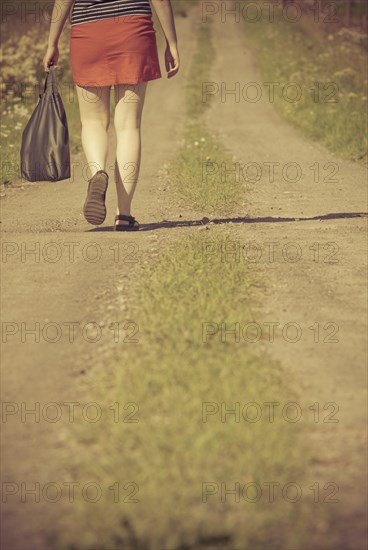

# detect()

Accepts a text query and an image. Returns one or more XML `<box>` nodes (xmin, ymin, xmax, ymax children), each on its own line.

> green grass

<box><xmin>184</xmin><ymin>22</ymin><xmax>215</xmax><ymax>119</ymax></box>
<box><xmin>163</xmin><ymin>123</ymin><xmax>243</xmax><ymax>215</ymax></box>
<box><xmin>162</xmin><ymin>19</ymin><xmax>245</xmax><ymax>215</ymax></box>
<box><xmin>240</xmin><ymin>0</ymin><xmax>368</xmax><ymax>162</ymax></box>
<box><xmin>54</xmin><ymin>231</ymin><xmax>332</xmax><ymax>550</ymax></box>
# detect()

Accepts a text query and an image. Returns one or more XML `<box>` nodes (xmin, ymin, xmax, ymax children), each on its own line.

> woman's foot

<box><xmin>114</xmin><ymin>214</ymin><xmax>139</xmax><ymax>231</ymax></box>
<box><xmin>83</xmin><ymin>170</ymin><xmax>109</xmax><ymax>225</ymax></box>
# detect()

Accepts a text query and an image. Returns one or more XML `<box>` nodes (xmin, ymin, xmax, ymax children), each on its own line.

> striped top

<box><xmin>70</xmin><ymin>0</ymin><xmax>152</xmax><ymax>26</ymax></box>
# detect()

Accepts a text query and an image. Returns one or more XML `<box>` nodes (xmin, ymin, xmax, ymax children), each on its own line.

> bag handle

<box><xmin>43</xmin><ymin>64</ymin><xmax>58</xmax><ymax>96</ymax></box>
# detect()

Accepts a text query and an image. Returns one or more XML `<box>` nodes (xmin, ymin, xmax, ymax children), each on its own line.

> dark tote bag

<box><xmin>20</xmin><ymin>64</ymin><xmax>71</xmax><ymax>182</ymax></box>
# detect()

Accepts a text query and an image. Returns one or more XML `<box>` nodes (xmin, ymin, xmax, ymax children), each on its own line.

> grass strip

<box><xmin>55</xmin><ymin>232</ymin><xmax>331</xmax><ymax>550</ymax></box>
<box><xmin>163</xmin><ymin>18</ymin><xmax>245</xmax><ymax>214</ymax></box>
<box><xmin>163</xmin><ymin>123</ymin><xmax>243</xmax><ymax>215</ymax></box>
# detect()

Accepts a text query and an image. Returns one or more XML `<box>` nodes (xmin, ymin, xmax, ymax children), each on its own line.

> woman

<box><xmin>42</xmin><ymin>0</ymin><xmax>179</xmax><ymax>231</ymax></box>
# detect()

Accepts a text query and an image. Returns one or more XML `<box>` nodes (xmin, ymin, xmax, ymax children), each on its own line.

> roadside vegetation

<box><xmin>240</xmin><ymin>0</ymin><xmax>367</xmax><ymax>162</ymax></box>
<box><xmin>0</xmin><ymin>10</ymin><xmax>81</xmax><ymax>187</ymax></box>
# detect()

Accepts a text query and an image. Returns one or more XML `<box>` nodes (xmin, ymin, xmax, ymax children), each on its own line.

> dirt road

<box><xmin>1</xmin><ymin>2</ymin><xmax>367</xmax><ymax>549</ymax></box>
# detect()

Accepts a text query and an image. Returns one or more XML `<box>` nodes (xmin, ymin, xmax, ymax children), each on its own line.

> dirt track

<box><xmin>1</xmin><ymin>2</ymin><xmax>367</xmax><ymax>549</ymax></box>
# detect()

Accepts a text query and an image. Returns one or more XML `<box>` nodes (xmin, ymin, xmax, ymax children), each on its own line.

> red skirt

<box><xmin>69</xmin><ymin>15</ymin><xmax>162</xmax><ymax>87</ymax></box>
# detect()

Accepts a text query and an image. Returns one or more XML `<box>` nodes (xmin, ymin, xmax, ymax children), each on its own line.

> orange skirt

<box><xmin>69</xmin><ymin>15</ymin><xmax>161</xmax><ymax>87</ymax></box>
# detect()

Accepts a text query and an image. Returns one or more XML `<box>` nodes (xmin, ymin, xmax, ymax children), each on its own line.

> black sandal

<box><xmin>83</xmin><ymin>170</ymin><xmax>109</xmax><ymax>225</ymax></box>
<box><xmin>114</xmin><ymin>214</ymin><xmax>140</xmax><ymax>231</ymax></box>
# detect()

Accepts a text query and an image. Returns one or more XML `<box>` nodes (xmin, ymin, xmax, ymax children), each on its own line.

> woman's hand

<box><xmin>165</xmin><ymin>42</ymin><xmax>180</xmax><ymax>78</ymax></box>
<box><xmin>42</xmin><ymin>45</ymin><xmax>59</xmax><ymax>72</ymax></box>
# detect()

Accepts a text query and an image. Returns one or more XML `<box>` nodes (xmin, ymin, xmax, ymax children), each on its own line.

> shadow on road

<box><xmin>87</xmin><ymin>212</ymin><xmax>368</xmax><ymax>232</ymax></box>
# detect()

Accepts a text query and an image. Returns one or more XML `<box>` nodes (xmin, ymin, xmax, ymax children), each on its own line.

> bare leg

<box><xmin>75</xmin><ymin>84</ymin><xmax>111</xmax><ymax>179</ymax></box>
<box><xmin>113</xmin><ymin>82</ymin><xmax>147</xmax><ymax>226</ymax></box>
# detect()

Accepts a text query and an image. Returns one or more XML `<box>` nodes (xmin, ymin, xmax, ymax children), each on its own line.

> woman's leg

<box><xmin>75</xmin><ymin>84</ymin><xmax>111</xmax><ymax>179</ymax></box>
<box><xmin>113</xmin><ymin>82</ymin><xmax>148</xmax><ymax>225</ymax></box>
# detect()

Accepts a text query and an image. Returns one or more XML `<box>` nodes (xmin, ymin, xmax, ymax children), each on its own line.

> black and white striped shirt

<box><xmin>70</xmin><ymin>0</ymin><xmax>153</xmax><ymax>26</ymax></box>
